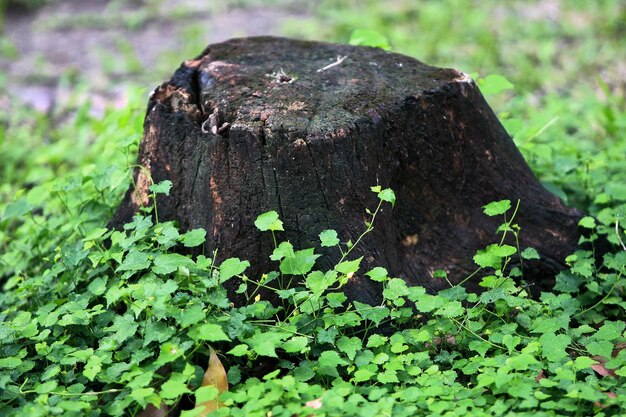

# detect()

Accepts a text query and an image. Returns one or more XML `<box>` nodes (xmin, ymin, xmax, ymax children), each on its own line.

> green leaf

<box><xmin>35</xmin><ymin>380</ymin><xmax>58</xmax><ymax>394</ymax></box>
<box><xmin>189</xmin><ymin>323</ymin><xmax>231</xmax><ymax>342</ymax></box>
<box><xmin>87</xmin><ymin>277</ymin><xmax>107</xmax><ymax>295</ymax></box>
<box><xmin>180</xmin><ymin>228</ymin><xmax>207</xmax><ymax>247</ymax></box>
<box><xmin>482</xmin><ymin>200</ymin><xmax>511</xmax><ymax>216</ymax></box>
<box><xmin>160</xmin><ymin>376</ymin><xmax>191</xmax><ymax>399</ymax></box>
<box><xmin>254</xmin><ymin>211</ymin><xmax>284</xmax><ymax>231</ymax></box>
<box><xmin>319</xmin><ymin>229</ymin><xmax>340</xmax><ymax>247</ymax></box>
<box><xmin>227</xmin><ymin>344</ymin><xmax>250</xmax><ymax>356</ymax></box>
<box><xmin>337</xmin><ymin>336</ymin><xmax>362</xmax><ymax>361</ymax></box>
<box><xmin>477</xmin><ymin>74</ymin><xmax>514</xmax><ymax>95</ymax></box>
<box><xmin>521</xmin><ymin>247</ymin><xmax>540</xmax><ymax>260</ymax></box>
<box><xmin>153</xmin><ymin>253</ymin><xmax>195</xmax><ymax>274</ymax></box>
<box><xmin>577</xmin><ymin>216</ymin><xmax>596</xmax><ymax>229</ymax></box>
<box><xmin>0</xmin><ymin>357</ymin><xmax>22</xmax><ymax>368</ymax></box>
<box><xmin>349</xmin><ymin>29</ymin><xmax>391</xmax><ymax>50</ymax></box>
<box><xmin>219</xmin><ymin>258</ymin><xmax>250</xmax><ymax>282</ymax></box>
<box><xmin>366</xmin><ymin>267</ymin><xmax>388</xmax><ymax>282</ymax></box>
<box><xmin>116</xmin><ymin>249</ymin><xmax>151</xmax><ymax>272</ymax></box>
<box><xmin>280</xmin><ymin>248</ymin><xmax>319</xmax><ymax>276</ymax></box>
<box><xmin>247</xmin><ymin>331</ymin><xmax>289</xmax><ymax>358</ymax></box>
<box><xmin>155</xmin><ymin>342</ymin><xmax>185</xmax><ymax>366</ymax></box>
<box><xmin>539</xmin><ymin>333</ymin><xmax>572</xmax><ymax>362</ymax></box>
<box><xmin>2</xmin><ymin>198</ymin><xmax>33</xmax><ymax>220</ymax></box>
<box><xmin>180</xmin><ymin>304</ymin><xmax>205</xmax><ymax>328</ymax></box>
<box><xmin>586</xmin><ymin>340</ymin><xmax>613</xmax><ymax>358</ymax></box>
<box><xmin>335</xmin><ymin>257</ymin><xmax>362</xmax><ymax>275</ymax></box>
<box><xmin>149</xmin><ymin>180</ymin><xmax>172</xmax><ymax>195</ymax></box>
<box><xmin>282</xmin><ymin>336</ymin><xmax>309</xmax><ymax>353</ymax></box>
<box><xmin>318</xmin><ymin>351</ymin><xmax>349</xmax><ymax>377</ymax></box>
<box><xmin>594</xmin><ymin>321</ymin><xmax>626</xmax><ymax>341</ymax></box>
<box><xmin>378</xmin><ymin>188</ymin><xmax>396</xmax><ymax>206</ymax></box>
<box><xmin>573</xmin><ymin>356</ymin><xmax>597</xmax><ymax>370</ymax></box>
<box><xmin>270</xmin><ymin>241</ymin><xmax>295</xmax><ymax>261</ymax></box>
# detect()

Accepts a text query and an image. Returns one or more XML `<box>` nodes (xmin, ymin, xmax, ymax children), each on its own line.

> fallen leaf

<box><xmin>197</xmin><ymin>347</ymin><xmax>229</xmax><ymax>416</ymax></box>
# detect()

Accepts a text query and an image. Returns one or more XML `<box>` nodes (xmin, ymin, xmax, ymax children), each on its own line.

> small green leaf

<box><xmin>35</xmin><ymin>380</ymin><xmax>58</xmax><ymax>394</ymax></box>
<box><xmin>482</xmin><ymin>200</ymin><xmax>511</xmax><ymax>216</ymax></box>
<box><xmin>149</xmin><ymin>180</ymin><xmax>173</xmax><ymax>195</ymax></box>
<box><xmin>319</xmin><ymin>229</ymin><xmax>340</xmax><ymax>247</ymax></box>
<box><xmin>521</xmin><ymin>247</ymin><xmax>540</xmax><ymax>260</ymax></box>
<box><xmin>366</xmin><ymin>267</ymin><xmax>388</xmax><ymax>282</ymax></box>
<box><xmin>335</xmin><ymin>257</ymin><xmax>362</xmax><ymax>275</ymax></box>
<box><xmin>577</xmin><ymin>216</ymin><xmax>596</xmax><ymax>229</ymax></box>
<box><xmin>477</xmin><ymin>74</ymin><xmax>514</xmax><ymax>95</ymax></box>
<box><xmin>349</xmin><ymin>29</ymin><xmax>391</xmax><ymax>50</ymax></box>
<box><xmin>180</xmin><ymin>228</ymin><xmax>207</xmax><ymax>247</ymax></box>
<box><xmin>227</xmin><ymin>344</ymin><xmax>250</xmax><ymax>356</ymax></box>
<box><xmin>378</xmin><ymin>188</ymin><xmax>396</xmax><ymax>206</ymax></box>
<box><xmin>254</xmin><ymin>211</ymin><xmax>284</xmax><ymax>231</ymax></box>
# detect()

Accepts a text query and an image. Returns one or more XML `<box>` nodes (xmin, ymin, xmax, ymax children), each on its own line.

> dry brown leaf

<box><xmin>196</xmin><ymin>347</ymin><xmax>229</xmax><ymax>416</ymax></box>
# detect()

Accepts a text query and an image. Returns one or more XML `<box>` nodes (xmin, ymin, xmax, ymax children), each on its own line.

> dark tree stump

<box><xmin>111</xmin><ymin>36</ymin><xmax>584</xmax><ymax>305</ymax></box>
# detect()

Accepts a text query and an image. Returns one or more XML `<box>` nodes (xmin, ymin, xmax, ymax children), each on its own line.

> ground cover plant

<box><xmin>1</xmin><ymin>1</ymin><xmax>626</xmax><ymax>416</ymax></box>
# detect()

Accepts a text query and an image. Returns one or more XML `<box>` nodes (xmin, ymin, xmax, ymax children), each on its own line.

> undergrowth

<box><xmin>2</xmin><ymin>2</ymin><xmax>626</xmax><ymax>416</ymax></box>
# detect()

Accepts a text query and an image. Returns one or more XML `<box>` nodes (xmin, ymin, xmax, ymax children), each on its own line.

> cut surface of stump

<box><xmin>111</xmin><ymin>36</ymin><xmax>584</xmax><ymax>305</ymax></box>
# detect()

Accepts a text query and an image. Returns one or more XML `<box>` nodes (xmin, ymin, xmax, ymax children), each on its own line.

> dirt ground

<box><xmin>1</xmin><ymin>0</ymin><xmax>309</xmax><ymax>114</ymax></box>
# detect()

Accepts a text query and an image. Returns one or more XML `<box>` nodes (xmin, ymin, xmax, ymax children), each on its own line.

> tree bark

<box><xmin>110</xmin><ymin>36</ymin><xmax>584</xmax><ymax>305</ymax></box>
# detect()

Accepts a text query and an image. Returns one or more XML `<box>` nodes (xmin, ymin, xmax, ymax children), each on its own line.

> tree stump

<box><xmin>111</xmin><ymin>36</ymin><xmax>584</xmax><ymax>305</ymax></box>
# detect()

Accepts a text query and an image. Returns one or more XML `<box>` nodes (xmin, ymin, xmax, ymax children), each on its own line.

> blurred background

<box><xmin>1</xmin><ymin>0</ymin><xmax>624</xmax><ymax>113</ymax></box>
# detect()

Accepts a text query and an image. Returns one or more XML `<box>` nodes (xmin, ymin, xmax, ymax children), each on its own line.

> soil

<box><xmin>1</xmin><ymin>0</ymin><xmax>310</xmax><ymax>114</ymax></box>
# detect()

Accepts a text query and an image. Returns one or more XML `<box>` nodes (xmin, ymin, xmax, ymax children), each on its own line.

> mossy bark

<box><xmin>111</xmin><ymin>36</ymin><xmax>584</xmax><ymax>305</ymax></box>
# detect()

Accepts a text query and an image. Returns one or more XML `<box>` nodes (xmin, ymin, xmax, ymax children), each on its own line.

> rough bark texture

<box><xmin>111</xmin><ymin>36</ymin><xmax>584</xmax><ymax>305</ymax></box>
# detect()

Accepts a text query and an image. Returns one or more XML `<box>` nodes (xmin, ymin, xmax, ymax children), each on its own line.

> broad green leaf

<box><xmin>181</xmin><ymin>228</ymin><xmax>207</xmax><ymax>247</ymax></box>
<box><xmin>482</xmin><ymin>200</ymin><xmax>511</xmax><ymax>216</ymax></box>
<box><xmin>87</xmin><ymin>277</ymin><xmax>107</xmax><ymax>295</ymax></box>
<box><xmin>337</xmin><ymin>336</ymin><xmax>362</xmax><ymax>361</ymax></box>
<box><xmin>254</xmin><ymin>211</ymin><xmax>284</xmax><ymax>231</ymax></box>
<box><xmin>2</xmin><ymin>198</ymin><xmax>33</xmax><ymax>220</ymax></box>
<box><xmin>181</xmin><ymin>304</ymin><xmax>206</xmax><ymax>328</ymax></box>
<box><xmin>219</xmin><ymin>258</ymin><xmax>250</xmax><ymax>282</ymax></box>
<box><xmin>227</xmin><ymin>344</ymin><xmax>249</xmax><ymax>356</ymax></box>
<box><xmin>594</xmin><ymin>321</ymin><xmax>626</xmax><ymax>341</ymax></box>
<box><xmin>335</xmin><ymin>257</ymin><xmax>362</xmax><ymax>275</ymax></box>
<box><xmin>189</xmin><ymin>323</ymin><xmax>231</xmax><ymax>342</ymax></box>
<box><xmin>155</xmin><ymin>342</ymin><xmax>186</xmax><ymax>366</ymax></box>
<box><xmin>318</xmin><ymin>351</ymin><xmax>348</xmax><ymax>377</ymax></box>
<box><xmin>116</xmin><ymin>249</ymin><xmax>151</xmax><ymax>272</ymax></box>
<box><xmin>280</xmin><ymin>248</ymin><xmax>319</xmax><ymax>276</ymax></box>
<box><xmin>153</xmin><ymin>253</ymin><xmax>195</xmax><ymax>274</ymax></box>
<box><xmin>319</xmin><ymin>229</ymin><xmax>340</xmax><ymax>247</ymax></box>
<box><xmin>247</xmin><ymin>331</ymin><xmax>289</xmax><ymax>358</ymax></box>
<box><xmin>35</xmin><ymin>380</ymin><xmax>58</xmax><ymax>394</ymax></box>
<box><xmin>539</xmin><ymin>333</ymin><xmax>571</xmax><ymax>362</ymax></box>
<box><xmin>160</xmin><ymin>376</ymin><xmax>191</xmax><ymax>399</ymax></box>
<box><xmin>282</xmin><ymin>336</ymin><xmax>309</xmax><ymax>353</ymax></box>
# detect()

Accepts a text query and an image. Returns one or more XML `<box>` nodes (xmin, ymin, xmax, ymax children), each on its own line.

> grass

<box><xmin>1</xmin><ymin>1</ymin><xmax>626</xmax><ymax>416</ymax></box>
